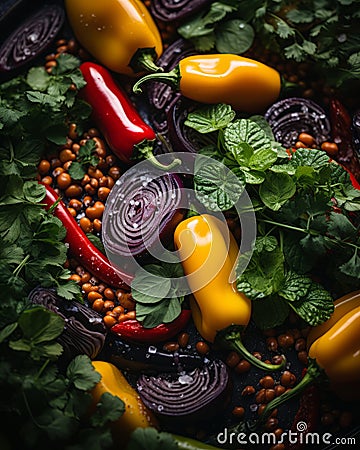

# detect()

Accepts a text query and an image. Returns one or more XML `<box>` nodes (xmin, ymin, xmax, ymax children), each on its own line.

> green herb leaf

<box><xmin>90</xmin><ymin>392</ymin><xmax>125</xmax><ymax>427</ymax></box>
<box><xmin>215</xmin><ymin>20</ymin><xmax>254</xmax><ymax>53</ymax></box>
<box><xmin>259</xmin><ymin>172</ymin><xmax>296</xmax><ymax>210</ymax></box>
<box><xmin>185</xmin><ymin>103</ymin><xmax>235</xmax><ymax>133</ymax></box>
<box><xmin>127</xmin><ymin>428</ymin><xmax>178</xmax><ymax>450</ymax></box>
<box><xmin>252</xmin><ymin>295</ymin><xmax>290</xmax><ymax>330</ymax></box>
<box><xmin>224</xmin><ymin>118</ymin><xmax>271</xmax><ymax>155</ymax></box>
<box><xmin>67</xmin><ymin>355</ymin><xmax>101</xmax><ymax>391</ymax></box>
<box><xmin>18</xmin><ymin>306</ymin><xmax>64</xmax><ymax>343</ymax></box>
<box><xmin>290</xmin><ymin>285</ymin><xmax>334</xmax><ymax>326</ymax></box>
<box><xmin>194</xmin><ymin>160</ymin><xmax>245</xmax><ymax>211</ymax></box>
<box><xmin>278</xmin><ymin>271</ymin><xmax>312</xmax><ymax>302</ymax></box>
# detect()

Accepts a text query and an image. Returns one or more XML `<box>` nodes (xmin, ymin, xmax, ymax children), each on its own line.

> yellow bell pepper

<box><xmin>259</xmin><ymin>291</ymin><xmax>360</xmax><ymax>425</ymax></box>
<box><xmin>91</xmin><ymin>361</ymin><xmax>158</xmax><ymax>444</ymax></box>
<box><xmin>65</xmin><ymin>0</ymin><xmax>163</xmax><ymax>75</ymax></box>
<box><xmin>174</xmin><ymin>214</ymin><xmax>285</xmax><ymax>371</ymax></box>
<box><xmin>133</xmin><ymin>54</ymin><xmax>281</xmax><ymax>112</ymax></box>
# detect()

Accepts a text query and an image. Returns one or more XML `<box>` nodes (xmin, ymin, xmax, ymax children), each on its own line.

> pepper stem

<box><xmin>133</xmin><ymin>139</ymin><xmax>182</xmax><ymax>170</ymax></box>
<box><xmin>216</xmin><ymin>325</ymin><xmax>286</xmax><ymax>372</ymax></box>
<box><xmin>129</xmin><ymin>47</ymin><xmax>163</xmax><ymax>74</ymax></box>
<box><xmin>133</xmin><ymin>66</ymin><xmax>181</xmax><ymax>94</ymax></box>
<box><xmin>258</xmin><ymin>359</ymin><xmax>323</xmax><ymax>425</ymax></box>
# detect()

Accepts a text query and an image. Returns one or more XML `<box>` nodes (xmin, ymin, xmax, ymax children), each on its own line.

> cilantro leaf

<box><xmin>67</xmin><ymin>355</ymin><xmax>101</xmax><ymax>391</ymax></box>
<box><xmin>127</xmin><ymin>428</ymin><xmax>178</xmax><ymax>450</ymax></box>
<box><xmin>259</xmin><ymin>172</ymin><xmax>296</xmax><ymax>211</ymax></box>
<box><xmin>90</xmin><ymin>392</ymin><xmax>125</xmax><ymax>427</ymax></box>
<box><xmin>215</xmin><ymin>20</ymin><xmax>255</xmax><ymax>54</ymax></box>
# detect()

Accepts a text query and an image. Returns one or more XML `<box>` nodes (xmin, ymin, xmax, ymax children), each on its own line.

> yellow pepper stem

<box><xmin>133</xmin><ymin>139</ymin><xmax>182</xmax><ymax>170</ymax></box>
<box><xmin>133</xmin><ymin>66</ymin><xmax>181</xmax><ymax>94</ymax></box>
<box><xmin>258</xmin><ymin>359</ymin><xmax>324</xmax><ymax>425</ymax></box>
<box><xmin>129</xmin><ymin>48</ymin><xmax>164</xmax><ymax>74</ymax></box>
<box><xmin>216</xmin><ymin>325</ymin><xmax>286</xmax><ymax>372</ymax></box>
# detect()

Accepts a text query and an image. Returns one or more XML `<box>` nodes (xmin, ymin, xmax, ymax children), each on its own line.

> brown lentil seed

<box><xmin>97</xmin><ymin>283</ymin><xmax>106</xmax><ymax>294</ymax></box>
<box><xmin>84</xmin><ymin>183</ymin><xmax>96</xmax><ymax>196</ymax></box>
<box><xmin>297</xmin><ymin>350</ymin><xmax>308</xmax><ymax>365</ymax></box>
<box><xmin>79</xmin><ymin>217</ymin><xmax>93</xmax><ymax>233</ymax></box>
<box><xmin>59</xmin><ymin>149</ymin><xmax>76</xmax><ymax>163</ymax></box>
<box><xmin>178</xmin><ymin>332</ymin><xmax>190</xmax><ymax>348</ymax></box>
<box><xmin>67</xmin><ymin>207</ymin><xmax>77</xmax><ymax>217</ymax></box>
<box><xmin>225</xmin><ymin>351</ymin><xmax>241</xmax><ymax>368</ymax></box>
<box><xmin>69</xmin><ymin>274</ymin><xmax>81</xmax><ymax>283</ymax></box>
<box><xmin>278</xmin><ymin>333</ymin><xmax>295</xmax><ymax>349</ymax></box>
<box><xmin>253</xmin><ymin>351</ymin><xmax>262</xmax><ymax>360</ymax></box>
<box><xmin>295</xmin><ymin>338</ymin><xmax>306</xmax><ymax>352</ymax></box>
<box><xmin>69</xmin><ymin>199</ymin><xmax>83</xmax><ymax>211</ymax></box>
<box><xmin>81</xmin><ymin>272</ymin><xmax>91</xmax><ymax>283</ymax></box>
<box><xmin>87</xmin><ymin>291</ymin><xmax>103</xmax><ymax>303</ymax></box>
<box><xmin>265</xmin><ymin>417</ymin><xmax>279</xmax><ymax>431</ymax></box>
<box><xmin>41</xmin><ymin>175</ymin><xmax>53</xmax><ymax>185</ymax></box>
<box><xmin>241</xmin><ymin>385</ymin><xmax>255</xmax><ymax>396</ymax></box>
<box><xmin>235</xmin><ymin>359</ymin><xmax>251</xmax><ymax>374</ymax></box>
<box><xmin>256</xmin><ymin>388</ymin><xmax>276</xmax><ymax>404</ymax></box>
<box><xmin>103</xmin><ymin>315</ymin><xmax>117</xmax><ymax>328</ymax></box>
<box><xmin>103</xmin><ymin>300</ymin><xmax>115</xmax><ymax>312</ymax></box>
<box><xmin>92</xmin><ymin>298</ymin><xmax>104</xmax><ymax>312</ymax></box>
<box><xmin>163</xmin><ymin>342</ymin><xmax>180</xmax><ymax>352</ymax></box>
<box><xmin>83</xmin><ymin>195</ymin><xmax>93</xmax><ymax>207</ymax></box>
<box><xmin>38</xmin><ymin>159</ymin><xmax>51</xmax><ymax>175</ymax></box>
<box><xmin>298</xmin><ymin>132</ymin><xmax>315</xmax><ymax>147</ymax></box>
<box><xmin>93</xmin><ymin>219</ymin><xmax>102</xmax><ymax>233</ymax></box>
<box><xmin>88</xmin><ymin>167</ymin><xmax>103</xmax><ymax>179</ymax></box>
<box><xmin>104</xmin><ymin>288</ymin><xmax>115</xmax><ymax>300</ymax></box>
<box><xmin>98</xmin><ymin>187</ymin><xmax>111</xmax><ymax>201</ymax></box>
<box><xmin>82</xmin><ymin>282</ymin><xmax>99</xmax><ymax>294</ymax></box>
<box><xmin>56</xmin><ymin>172</ymin><xmax>72</xmax><ymax>190</ymax></box>
<box><xmin>68</xmin><ymin>123</ymin><xmax>78</xmax><ymax>140</ymax></box>
<box><xmin>266</xmin><ymin>337</ymin><xmax>278</xmax><ymax>352</ymax></box>
<box><xmin>195</xmin><ymin>341</ymin><xmax>210</xmax><ymax>355</ymax></box>
<box><xmin>259</xmin><ymin>376</ymin><xmax>275</xmax><ymax>389</ymax></box>
<box><xmin>87</xmin><ymin>128</ymin><xmax>99</xmax><ymax>138</ymax></box>
<box><xmin>112</xmin><ymin>306</ymin><xmax>125</xmax><ymax>316</ymax></box>
<box><xmin>321</xmin><ymin>141</ymin><xmax>339</xmax><ymax>156</ymax></box>
<box><xmin>295</xmin><ymin>141</ymin><xmax>307</xmax><ymax>149</ymax></box>
<box><xmin>274</xmin><ymin>385</ymin><xmax>286</xmax><ymax>396</ymax></box>
<box><xmin>232</xmin><ymin>406</ymin><xmax>245</xmax><ymax>418</ymax></box>
<box><xmin>108</xmin><ymin>166</ymin><xmax>121</xmax><ymax>180</ymax></box>
<box><xmin>280</xmin><ymin>371</ymin><xmax>296</xmax><ymax>387</ymax></box>
<box><xmin>65</xmin><ymin>184</ymin><xmax>83</xmax><ymax>198</ymax></box>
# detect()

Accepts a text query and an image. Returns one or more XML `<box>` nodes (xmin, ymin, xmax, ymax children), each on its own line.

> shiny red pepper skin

<box><xmin>111</xmin><ymin>309</ymin><xmax>191</xmax><ymax>343</ymax></box>
<box><xmin>79</xmin><ymin>62</ymin><xmax>156</xmax><ymax>164</ymax></box>
<box><xmin>329</xmin><ymin>98</ymin><xmax>360</xmax><ymax>189</ymax></box>
<box><xmin>42</xmin><ymin>184</ymin><xmax>133</xmax><ymax>289</ymax></box>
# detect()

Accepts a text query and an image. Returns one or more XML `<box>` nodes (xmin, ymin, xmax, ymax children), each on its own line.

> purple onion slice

<box><xmin>0</xmin><ymin>4</ymin><xmax>64</xmax><ymax>73</ymax></box>
<box><xmin>150</xmin><ymin>0</ymin><xmax>212</xmax><ymax>23</ymax></box>
<box><xmin>167</xmin><ymin>97</ymin><xmax>215</xmax><ymax>153</ymax></box>
<box><xmin>102</xmin><ymin>165</ymin><xmax>186</xmax><ymax>270</ymax></box>
<box><xmin>264</xmin><ymin>97</ymin><xmax>331</xmax><ymax>148</ymax></box>
<box><xmin>29</xmin><ymin>287</ymin><xmax>106</xmax><ymax>362</ymax></box>
<box><xmin>137</xmin><ymin>359</ymin><xmax>231</xmax><ymax>422</ymax></box>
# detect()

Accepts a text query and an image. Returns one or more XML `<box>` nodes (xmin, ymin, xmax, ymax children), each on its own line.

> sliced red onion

<box><xmin>150</xmin><ymin>0</ymin><xmax>212</xmax><ymax>23</ymax></box>
<box><xmin>167</xmin><ymin>97</ymin><xmax>215</xmax><ymax>153</ymax></box>
<box><xmin>0</xmin><ymin>4</ymin><xmax>64</xmax><ymax>73</ymax></box>
<box><xmin>29</xmin><ymin>287</ymin><xmax>106</xmax><ymax>362</ymax></box>
<box><xmin>264</xmin><ymin>97</ymin><xmax>331</xmax><ymax>148</ymax></box>
<box><xmin>137</xmin><ymin>360</ymin><xmax>230</xmax><ymax>422</ymax></box>
<box><xmin>102</xmin><ymin>166</ymin><xmax>186</xmax><ymax>268</ymax></box>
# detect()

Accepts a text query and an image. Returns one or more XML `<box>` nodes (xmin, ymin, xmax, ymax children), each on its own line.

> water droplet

<box><xmin>337</xmin><ymin>33</ymin><xmax>347</xmax><ymax>43</ymax></box>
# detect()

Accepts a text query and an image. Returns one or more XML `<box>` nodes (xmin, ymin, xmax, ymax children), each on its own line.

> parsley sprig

<box><xmin>184</xmin><ymin>102</ymin><xmax>360</xmax><ymax>329</ymax></box>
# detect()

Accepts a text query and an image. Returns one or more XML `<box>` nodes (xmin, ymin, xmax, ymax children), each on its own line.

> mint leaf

<box><xmin>185</xmin><ymin>103</ymin><xmax>235</xmax><ymax>133</ymax></box>
<box><xmin>279</xmin><ymin>271</ymin><xmax>312</xmax><ymax>302</ymax></box>
<box><xmin>224</xmin><ymin>118</ymin><xmax>271</xmax><ymax>155</ymax></box>
<box><xmin>252</xmin><ymin>295</ymin><xmax>290</xmax><ymax>330</ymax></box>
<box><xmin>67</xmin><ymin>355</ymin><xmax>101</xmax><ymax>391</ymax></box>
<box><xmin>259</xmin><ymin>172</ymin><xmax>296</xmax><ymax>211</ymax></box>
<box><xmin>131</xmin><ymin>269</ymin><xmax>171</xmax><ymax>303</ymax></box>
<box><xmin>136</xmin><ymin>298</ymin><xmax>182</xmax><ymax>328</ymax></box>
<box><xmin>290</xmin><ymin>285</ymin><xmax>334</xmax><ymax>326</ymax></box>
<box><xmin>249</xmin><ymin>148</ymin><xmax>278</xmax><ymax>171</ymax></box>
<box><xmin>194</xmin><ymin>160</ymin><xmax>245</xmax><ymax>211</ymax></box>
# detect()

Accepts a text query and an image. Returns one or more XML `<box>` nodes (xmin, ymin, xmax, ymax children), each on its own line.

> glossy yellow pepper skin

<box><xmin>65</xmin><ymin>0</ymin><xmax>163</xmax><ymax>75</ymax></box>
<box><xmin>174</xmin><ymin>214</ymin><xmax>284</xmax><ymax>372</ymax></box>
<box><xmin>174</xmin><ymin>214</ymin><xmax>250</xmax><ymax>343</ymax></box>
<box><xmin>133</xmin><ymin>54</ymin><xmax>281</xmax><ymax>112</ymax></box>
<box><xmin>259</xmin><ymin>291</ymin><xmax>360</xmax><ymax>424</ymax></box>
<box><xmin>91</xmin><ymin>361</ymin><xmax>158</xmax><ymax>444</ymax></box>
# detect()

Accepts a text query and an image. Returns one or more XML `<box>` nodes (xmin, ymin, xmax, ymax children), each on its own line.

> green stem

<box><xmin>259</xmin><ymin>218</ymin><xmax>360</xmax><ymax>251</ymax></box>
<box><xmin>133</xmin><ymin>66</ymin><xmax>181</xmax><ymax>94</ymax></box>
<box><xmin>216</xmin><ymin>325</ymin><xmax>286</xmax><ymax>372</ymax></box>
<box><xmin>35</xmin><ymin>358</ymin><xmax>50</xmax><ymax>382</ymax></box>
<box><xmin>145</xmin><ymin>151</ymin><xmax>182</xmax><ymax>170</ymax></box>
<box><xmin>129</xmin><ymin>48</ymin><xmax>163</xmax><ymax>74</ymax></box>
<box><xmin>13</xmin><ymin>254</ymin><xmax>30</xmax><ymax>277</ymax></box>
<box><xmin>258</xmin><ymin>359</ymin><xmax>322</xmax><ymax>425</ymax></box>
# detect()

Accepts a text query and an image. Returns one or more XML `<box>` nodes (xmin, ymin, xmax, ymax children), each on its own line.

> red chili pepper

<box><xmin>42</xmin><ymin>184</ymin><xmax>133</xmax><ymax>289</ymax></box>
<box><xmin>111</xmin><ymin>309</ymin><xmax>191</xmax><ymax>343</ymax></box>
<box><xmin>79</xmin><ymin>62</ymin><xmax>155</xmax><ymax>164</ymax></box>
<box><xmin>329</xmin><ymin>98</ymin><xmax>360</xmax><ymax>189</ymax></box>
